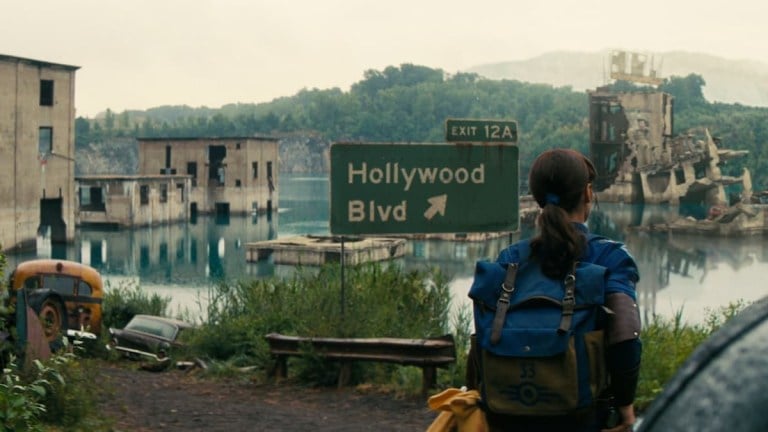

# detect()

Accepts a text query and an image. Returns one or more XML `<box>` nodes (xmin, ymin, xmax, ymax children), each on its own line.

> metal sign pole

<box><xmin>340</xmin><ymin>237</ymin><xmax>345</xmax><ymax>318</ymax></box>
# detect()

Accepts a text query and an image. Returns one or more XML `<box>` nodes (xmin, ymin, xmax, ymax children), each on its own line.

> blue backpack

<box><xmin>468</xmin><ymin>238</ymin><xmax>609</xmax><ymax>416</ymax></box>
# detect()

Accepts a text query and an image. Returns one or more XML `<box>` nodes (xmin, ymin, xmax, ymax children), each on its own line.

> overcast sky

<box><xmin>3</xmin><ymin>0</ymin><xmax>766</xmax><ymax>117</ymax></box>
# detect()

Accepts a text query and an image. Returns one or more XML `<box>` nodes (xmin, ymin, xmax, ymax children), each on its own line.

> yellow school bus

<box><xmin>7</xmin><ymin>259</ymin><xmax>104</xmax><ymax>341</ymax></box>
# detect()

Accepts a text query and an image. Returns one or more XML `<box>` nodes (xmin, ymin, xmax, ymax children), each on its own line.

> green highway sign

<box><xmin>445</xmin><ymin>119</ymin><xmax>518</xmax><ymax>143</ymax></box>
<box><xmin>330</xmin><ymin>143</ymin><xmax>519</xmax><ymax>235</ymax></box>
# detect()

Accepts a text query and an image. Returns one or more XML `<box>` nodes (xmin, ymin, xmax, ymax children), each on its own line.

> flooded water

<box><xmin>6</xmin><ymin>174</ymin><xmax>766</xmax><ymax>325</ymax></box>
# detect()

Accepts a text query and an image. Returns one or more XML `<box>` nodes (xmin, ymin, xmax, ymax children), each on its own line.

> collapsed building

<box><xmin>589</xmin><ymin>51</ymin><xmax>762</xmax><ymax>235</ymax></box>
<box><xmin>588</xmin><ymin>87</ymin><xmax>751</xmax><ymax>206</ymax></box>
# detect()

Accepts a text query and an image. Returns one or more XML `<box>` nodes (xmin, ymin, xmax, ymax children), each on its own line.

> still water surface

<box><xmin>7</xmin><ymin>174</ymin><xmax>766</xmax><ymax>325</ymax></box>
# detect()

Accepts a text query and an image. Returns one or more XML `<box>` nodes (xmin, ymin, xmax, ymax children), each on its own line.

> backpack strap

<box><xmin>490</xmin><ymin>233</ymin><xmax>601</xmax><ymax>339</ymax></box>
<box><xmin>490</xmin><ymin>263</ymin><xmax>518</xmax><ymax>345</ymax></box>
<box><xmin>558</xmin><ymin>262</ymin><xmax>577</xmax><ymax>333</ymax></box>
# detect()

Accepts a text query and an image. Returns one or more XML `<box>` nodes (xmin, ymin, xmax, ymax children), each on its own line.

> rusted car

<box><xmin>107</xmin><ymin>314</ymin><xmax>194</xmax><ymax>363</ymax></box>
<box><xmin>6</xmin><ymin>259</ymin><xmax>104</xmax><ymax>343</ymax></box>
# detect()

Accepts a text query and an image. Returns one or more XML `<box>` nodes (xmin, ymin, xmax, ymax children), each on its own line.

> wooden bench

<box><xmin>265</xmin><ymin>333</ymin><xmax>456</xmax><ymax>395</ymax></box>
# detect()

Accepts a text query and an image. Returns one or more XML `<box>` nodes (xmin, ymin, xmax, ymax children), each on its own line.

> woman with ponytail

<box><xmin>489</xmin><ymin>148</ymin><xmax>643</xmax><ymax>432</ymax></box>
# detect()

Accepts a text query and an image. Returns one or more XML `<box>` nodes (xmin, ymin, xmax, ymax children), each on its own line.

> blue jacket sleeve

<box><xmin>588</xmin><ymin>237</ymin><xmax>639</xmax><ymax>300</ymax></box>
<box><xmin>495</xmin><ymin>243</ymin><xmax>521</xmax><ymax>264</ymax></box>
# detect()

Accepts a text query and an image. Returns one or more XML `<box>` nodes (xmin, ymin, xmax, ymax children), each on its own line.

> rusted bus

<box><xmin>6</xmin><ymin>259</ymin><xmax>104</xmax><ymax>341</ymax></box>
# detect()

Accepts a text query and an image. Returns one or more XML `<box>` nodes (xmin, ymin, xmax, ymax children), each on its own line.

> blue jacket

<box><xmin>495</xmin><ymin>223</ymin><xmax>639</xmax><ymax>299</ymax></box>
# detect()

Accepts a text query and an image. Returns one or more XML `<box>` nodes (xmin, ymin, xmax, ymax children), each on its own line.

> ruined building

<box><xmin>588</xmin><ymin>51</ymin><xmax>751</xmax><ymax>207</ymax></box>
<box><xmin>76</xmin><ymin>174</ymin><xmax>191</xmax><ymax>228</ymax></box>
<box><xmin>0</xmin><ymin>54</ymin><xmax>79</xmax><ymax>252</ymax></box>
<box><xmin>137</xmin><ymin>137</ymin><xmax>279</xmax><ymax>219</ymax></box>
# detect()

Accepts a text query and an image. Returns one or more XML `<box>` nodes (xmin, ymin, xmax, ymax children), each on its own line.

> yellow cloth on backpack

<box><xmin>426</xmin><ymin>388</ymin><xmax>488</xmax><ymax>432</ymax></box>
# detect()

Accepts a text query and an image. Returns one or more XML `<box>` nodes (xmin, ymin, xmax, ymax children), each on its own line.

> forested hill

<box><xmin>467</xmin><ymin>50</ymin><xmax>768</xmax><ymax>108</ymax></box>
<box><xmin>76</xmin><ymin>64</ymin><xmax>768</xmax><ymax>189</ymax></box>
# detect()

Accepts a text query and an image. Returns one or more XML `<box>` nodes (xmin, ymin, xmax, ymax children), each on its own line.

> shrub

<box><xmin>189</xmin><ymin>262</ymin><xmax>459</xmax><ymax>389</ymax></box>
<box><xmin>635</xmin><ymin>301</ymin><xmax>748</xmax><ymax>411</ymax></box>
<box><xmin>39</xmin><ymin>353</ymin><xmax>102</xmax><ymax>428</ymax></box>
<box><xmin>0</xmin><ymin>356</ymin><xmax>49</xmax><ymax>432</ymax></box>
<box><xmin>101</xmin><ymin>280</ymin><xmax>171</xmax><ymax>330</ymax></box>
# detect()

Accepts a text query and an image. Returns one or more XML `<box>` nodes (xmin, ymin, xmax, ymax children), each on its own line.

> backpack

<box><xmin>468</xmin><ymin>237</ymin><xmax>609</xmax><ymax>416</ymax></box>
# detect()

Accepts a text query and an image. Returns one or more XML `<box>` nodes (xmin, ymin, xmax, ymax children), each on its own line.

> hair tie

<box><xmin>545</xmin><ymin>193</ymin><xmax>560</xmax><ymax>206</ymax></box>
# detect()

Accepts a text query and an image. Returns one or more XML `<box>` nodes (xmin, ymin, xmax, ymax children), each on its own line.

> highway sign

<box><xmin>445</xmin><ymin>119</ymin><xmax>518</xmax><ymax>143</ymax></box>
<box><xmin>330</xmin><ymin>143</ymin><xmax>519</xmax><ymax>235</ymax></box>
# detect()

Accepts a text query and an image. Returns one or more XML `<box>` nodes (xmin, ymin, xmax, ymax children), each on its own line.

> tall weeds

<box><xmin>101</xmin><ymin>280</ymin><xmax>172</xmax><ymax>330</ymax></box>
<box><xmin>189</xmin><ymin>263</ymin><xmax>460</xmax><ymax>386</ymax></box>
<box><xmin>635</xmin><ymin>301</ymin><xmax>748</xmax><ymax>411</ymax></box>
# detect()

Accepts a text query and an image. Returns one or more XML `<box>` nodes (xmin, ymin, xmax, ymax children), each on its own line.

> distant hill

<box><xmin>466</xmin><ymin>50</ymin><xmax>768</xmax><ymax>107</ymax></box>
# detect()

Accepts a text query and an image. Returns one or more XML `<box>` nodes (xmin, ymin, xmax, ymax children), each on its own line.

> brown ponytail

<box><xmin>528</xmin><ymin>149</ymin><xmax>596</xmax><ymax>279</ymax></box>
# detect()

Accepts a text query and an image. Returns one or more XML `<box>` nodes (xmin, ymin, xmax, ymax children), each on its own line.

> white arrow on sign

<box><xmin>424</xmin><ymin>194</ymin><xmax>447</xmax><ymax>220</ymax></box>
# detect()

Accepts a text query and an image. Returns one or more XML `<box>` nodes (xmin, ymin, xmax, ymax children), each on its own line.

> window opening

<box><xmin>39</xmin><ymin>127</ymin><xmax>53</xmax><ymax>155</ymax></box>
<box><xmin>675</xmin><ymin>168</ymin><xmax>686</xmax><ymax>185</ymax></box>
<box><xmin>208</xmin><ymin>145</ymin><xmax>227</xmax><ymax>186</ymax></box>
<box><xmin>187</xmin><ymin>162</ymin><xmax>198</xmax><ymax>187</ymax></box>
<box><xmin>140</xmin><ymin>185</ymin><xmax>149</xmax><ymax>205</ymax></box>
<box><xmin>80</xmin><ymin>186</ymin><xmax>106</xmax><ymax>211</ymax></box>
<box><xmin>267</xmin><ymin>161</ymin><xmax>274</xmax><ymax>192</ymax></box>
<box><xmin>40</xmin><ymin>80</ymin><xmax>54</xmax><ymax>106</ymax></box>
<box><xmin>160</xmin><ymin>184</ymin><xmax>168</xmax><ymax>203</ymax></box>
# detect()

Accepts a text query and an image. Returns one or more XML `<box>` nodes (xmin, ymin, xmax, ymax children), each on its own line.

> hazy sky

<box><xmin>3</xmin><ymin>0</ymin><xmax>766</xmax><ymax>117</ymax></box>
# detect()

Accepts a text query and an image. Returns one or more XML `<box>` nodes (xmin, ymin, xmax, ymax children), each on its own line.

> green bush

<box><xmin>189</xmin><ymin>263</ymin><xmax>459</xmax><ymax>389</ymax></box>
<box><xmin>635</xmin><ymin>301</ymin><xmax>748</xmax><ymax>411</ymax></box>
<box><xmin>0</xmin><ymin>356</ymin><xmax>49</xmax><ymax>432</ymax></box>
<box><xmin>39</xmin><ymin>353</ymin><xmax>103</xmax><ymax>429</ymax></box>
<box><xmin>101</xmin><ymin>280</ymin><xmax>171</xmax><ymax>330</ymax></box>
<box><xmin>0</xmin><ymin>348</ymin><xmax>108</xmax><ymax>432</ymax></box>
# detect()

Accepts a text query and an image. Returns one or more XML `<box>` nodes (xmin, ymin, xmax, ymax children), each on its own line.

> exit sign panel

<box><xmin>445</xmin><ymin>119</ymin><xmax>518</xmax><ymax>143</ymax></box>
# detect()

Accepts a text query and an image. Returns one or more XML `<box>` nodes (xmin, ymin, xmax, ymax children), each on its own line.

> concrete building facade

<box><xmin>137</xmin><ymin>137</ymin><xmax>279</xmax><ymax>217</ymax></box>
<box><xmin>76</xmin><ymin>175</ymin><xmax>191</xmax><ymax>228</ymax></box>
<box><xmin>0</xmin><ymin>54</ymin><xmax>79</xmax><ymax>252</ymax></box>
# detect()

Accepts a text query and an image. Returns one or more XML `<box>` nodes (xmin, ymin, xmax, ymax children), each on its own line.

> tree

<box><xmin>660</xmin><ymin>74</ymin><xmax>707</xmax><ymax>110</ymax></box>
<box><xmin>119</xmin><ymin>111</ymin><xmax>131</xmax><ymax>130</ymax></box>
<box><xmin>104</xmin><ymin>108</ymin><xmax>115</xmax><ymax>131</ymax></box>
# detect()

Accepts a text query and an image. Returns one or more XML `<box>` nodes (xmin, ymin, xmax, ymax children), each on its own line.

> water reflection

<box><xmin>447</xmin><ymin>204</ymin><xmax>766</xmax><ymax>325</ymax></box>
<box><xmin>79</xmin><ymin>214</ymin><xmax>278</xmax><ymax>285</ymax></box>
<box><xmin>5</xmin><ymin>176</ymin><xmax>765</xmax><ymax>325</ymax></box>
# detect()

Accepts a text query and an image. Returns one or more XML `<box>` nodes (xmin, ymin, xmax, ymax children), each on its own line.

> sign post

<box><xmin>330</xmin><ymin>142</ymin><xmax>519</xmax><ymax>235</ymax></box>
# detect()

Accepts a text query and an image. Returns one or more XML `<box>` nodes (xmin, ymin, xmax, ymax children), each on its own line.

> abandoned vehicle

<box><xmin>6</xmin><ymin>259</ymin><xmax>104</xmax><ymax>344</ymax></box>
<box><xmin>107</xmin><ymin>314</ymin><xmax>194</xmax><ymax>363</ymax></box>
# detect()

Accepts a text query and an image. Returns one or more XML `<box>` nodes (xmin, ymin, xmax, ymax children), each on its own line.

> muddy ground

<box><xmin>96</xmin><ymin>363</ymin><xmax>438</xmax><ymax>431</ymax></box>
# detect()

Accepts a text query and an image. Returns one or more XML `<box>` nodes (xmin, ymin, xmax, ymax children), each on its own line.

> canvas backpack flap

<box><xmin>468</xmin><ymin>260</ymin><xmax>508</xmax><ymax>310</ymax></box>
<box><xmin>470</xmin><ymin>260</ymin><xmax>607</xmax><ymax>351</ymax></box>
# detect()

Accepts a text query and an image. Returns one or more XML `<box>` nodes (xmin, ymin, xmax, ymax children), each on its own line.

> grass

<box><xmin>0</xmin><ymin>253</ymin><xmax>751</xmax><ymax>430</ymax></box>
<box><xmin>634</xmin><ymin>300</ymin><xmax>748</xmax><ymax>411</ymax></box>
<box><xmin>185</xmin><ymin>262</ymin><xmax>454</xmax><ymax>389</ymax></box>
<box><xmin>184</xmin><ymin>263</ymin><xmax>750</xmax><ymax>403</ymax></box>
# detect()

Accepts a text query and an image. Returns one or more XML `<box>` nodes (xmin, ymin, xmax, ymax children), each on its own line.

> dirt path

<box><xmin>97</xmin><ymin>363</ymin><xmax>438</xmax><ymax>431</ymax></box>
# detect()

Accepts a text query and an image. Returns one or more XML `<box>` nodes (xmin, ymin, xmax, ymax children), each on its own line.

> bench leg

<box><xmin>270</xmin><ymin>355</ymin><xmax>287</xmax><ymax>380</ymax></box>
<box><xmin>338</xmin><ymin>361</ymin><xmax>352</xmax><ymax>388</ymax></box>
<box><xmin>422</xmin><ymin>366</ymin><xmax>437</xmax><ymax>396</ymax></box>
